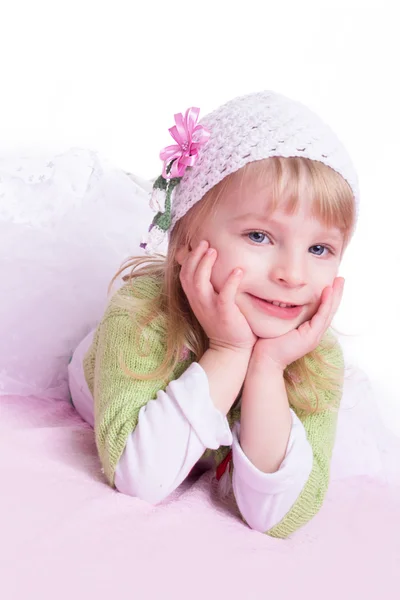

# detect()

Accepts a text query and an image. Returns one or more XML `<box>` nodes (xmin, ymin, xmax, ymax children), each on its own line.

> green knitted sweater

<box><xmin>83</xmin><ymin>275</ymin><xmax>344</xmax><ymax>539</ymax></box>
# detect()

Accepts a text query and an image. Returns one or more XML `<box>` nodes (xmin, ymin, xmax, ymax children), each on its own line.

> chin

<box><xmin>245</xmin><ymin>316</ymin><xmax>296</xmax><ymax>339</ymax></box>
<box><xmin>255</xmin><ymin>324</ymin><xmax>295</xmax><ymax>339</ymax></box>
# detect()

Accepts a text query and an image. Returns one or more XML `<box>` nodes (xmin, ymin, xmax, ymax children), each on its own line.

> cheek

<box><xmin>209</xmin><ymin>248</ymin><xmax>244</xmax><ymax>292</ymax></box>
<box><xmin>209</xmin><ymin>256</ymin><xmax>231</xmax><ymax>293</ymax></box>
<box><xmin>210</xmin><ymin>247</ymin><xmax>260</xmax><ymax>292</ymax></box>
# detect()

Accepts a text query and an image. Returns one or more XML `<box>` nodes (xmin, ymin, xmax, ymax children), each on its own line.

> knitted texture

<box><xmin>83</xmin><ymin>277</ymin><xmax>193</xmax><ymax>484</ymax></box>
<box><xmin>170</xmin><ymin>90</ymin><xmax>359</xmax><ymax>232</ymax></box>
<box><xmin>262</xmin><ymin>334</ymin><xmax>343</xmax><ymax>538</ymax></box>
<box><xmin>84</xmin><ymin>275</ymin><xmax>344</xmax><ymax>539</ymax></box>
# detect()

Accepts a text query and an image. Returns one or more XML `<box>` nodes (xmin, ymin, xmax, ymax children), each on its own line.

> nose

<box><xmin>269</xmin><ymin>249</ymin><xmax>307</xmax><ymax>288</ymax></box>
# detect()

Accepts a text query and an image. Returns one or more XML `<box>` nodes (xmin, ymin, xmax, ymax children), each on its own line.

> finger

<box><xmin>331</xmin><ymin>277</ymin><xmax>345</xmax><ymax>317</ymax></box>
<box><xmin>217</xmin><ymin>268</ymin><xmax>243</xmax><ymax>310</ymax></box>
<box><xmin>306</xmin><ymin>285</ymin><xmax>334</xmax><ymax>337</ymax></box>
<box><xmin>310</xmin><ymin>277</ymin><xmax>344</xmax><ymax>336</ymax></box>
<box><xmin>180</xmin><ymin>240</ymin><xmax>209</xmax><ymax>287</ymax></box>
<box><xmin>297</xmin><ymin>279</ymin><xmax>344</xmax><ymax>351</ymax></box>
<box><xmin>324</xmin><ymin>277</ymin><xmax>345</xmax><ymax>327</ymax></box>
<box><xmin>193</xmin><ymin>247</ymin><xmax>218</xmax><ymax>301</ymax></box>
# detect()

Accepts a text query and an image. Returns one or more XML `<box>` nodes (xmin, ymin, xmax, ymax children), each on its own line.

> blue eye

<box><xmin>310</xmin><ymin>245</ymin><xmax>330</xmax><ymax>256</ymax></box>
<box><xmin>248</xmin><ymin>231</ymin><xmax>270</xmax><ymax>244</ymax></box>
<box><xmin>246</xmin><ymin>233</ymin><xmax>333</xmax><ymax>256</ymax></box>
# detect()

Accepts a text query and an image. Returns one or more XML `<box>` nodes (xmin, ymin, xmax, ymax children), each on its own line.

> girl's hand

<box><xmin>252</xmin><ymin>277</ymin><xmax>345</xmax><ymax>371</ymax></box>
<box><xmin>179</xmin><ymin>240</ymin><xmax>257</xmax><ymax>353</ymax></box>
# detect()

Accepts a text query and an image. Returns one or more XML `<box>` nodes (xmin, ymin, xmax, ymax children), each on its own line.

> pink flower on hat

<box><xmin>160</xmin><ymin>107</ymin><xmax>210</xmax><ymax>179</ymax></box>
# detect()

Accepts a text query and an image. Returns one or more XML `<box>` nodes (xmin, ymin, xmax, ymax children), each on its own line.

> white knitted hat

<box><xmin>141</xmin><ymin>90</ymin><xmax>359</xmax><ymax>253</ymax></box>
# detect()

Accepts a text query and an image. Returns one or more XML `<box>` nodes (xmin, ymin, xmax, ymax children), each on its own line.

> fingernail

<box><xmin>206</xmin><ymin>248</ymin><xmax>215</xmax><ymax>256</ymax></box>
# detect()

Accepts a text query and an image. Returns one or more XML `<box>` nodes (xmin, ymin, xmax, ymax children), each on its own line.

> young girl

<box><xmin>68</xmin><ymin>90</ymin><xmax>359</xmax><ymax>539</ymax></box>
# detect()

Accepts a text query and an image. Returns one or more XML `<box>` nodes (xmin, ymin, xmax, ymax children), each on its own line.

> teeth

<box><xmin>268</xmin><ymin>300</ymin><xmax>296</xmax><ymax>308</ymax></box>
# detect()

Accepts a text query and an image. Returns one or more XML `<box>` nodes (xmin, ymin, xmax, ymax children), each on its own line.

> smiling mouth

<box><xmin>248</xmin><ymin>294</ymin><xmax>304</xmax><ymax>320</ymax></box>
<box><xmin>251</xmin><ymin>295</ymin><xmax>301</xmax><ymax>309</ymax></box>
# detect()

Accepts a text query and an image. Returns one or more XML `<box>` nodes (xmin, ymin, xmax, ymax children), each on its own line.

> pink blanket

<box><xmin>1</xmin><ymin>394</ymin><xmax>399</xmax><ymax>600</ymax></box>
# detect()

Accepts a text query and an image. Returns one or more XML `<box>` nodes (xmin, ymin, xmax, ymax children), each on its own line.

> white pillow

<box><xmin>0</xmin><ymin>147</ymin><xmax>154</xmax><ymax>400</ymax></box>
<box><xmin>330</xmin><ymin>362</ymin><xmax>400</xmax><ymax>484</ymax></box>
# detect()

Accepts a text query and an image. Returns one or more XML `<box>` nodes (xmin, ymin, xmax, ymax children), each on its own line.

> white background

<box><xmin>1</xmin><ymin>0</ymin><xmax>399</xmax><ymax>433</ymax></box>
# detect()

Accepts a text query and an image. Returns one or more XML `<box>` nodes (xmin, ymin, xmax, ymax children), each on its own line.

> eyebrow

<box><xmin>231</xmin><ymin>213</ymin><xmax>343</xmax><ymax>241</ymax></box>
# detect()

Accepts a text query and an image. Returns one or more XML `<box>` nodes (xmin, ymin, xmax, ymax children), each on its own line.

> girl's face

<box><xmin>187</xmin><ymin>183</ymin><xmax>344</xmax><ymax>339</ymax></box>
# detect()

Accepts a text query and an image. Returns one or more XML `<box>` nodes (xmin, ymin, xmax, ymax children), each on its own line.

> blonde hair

<box><xmin>110</xmin><ymin>157</ymin><xmax>356</xmax><ymax>414</ymax></box>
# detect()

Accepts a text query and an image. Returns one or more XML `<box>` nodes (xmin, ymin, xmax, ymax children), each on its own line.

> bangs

<box><xmin>232</xmin><ymin>157</ymin><xmax>355</xmax><ymax>236</ymax></box>
<box><xmin>171</xmin><ymin>156</ymin><xmax>356</xmax><ymax>252</ymax></box>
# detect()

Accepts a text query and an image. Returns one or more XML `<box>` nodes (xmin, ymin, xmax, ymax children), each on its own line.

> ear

<box><xmin>175</xmin><ymin>245</ymin><xmax>190</xmax><ymax>265</ymax></box>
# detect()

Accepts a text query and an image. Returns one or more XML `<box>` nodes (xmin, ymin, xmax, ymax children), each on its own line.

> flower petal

<box><xmin>192</xmin><ymin>125</ymin><xmax>210</xmax><ymax>144</ymax></box>
<box><xmin>160</xmin><ymin>144</ymin><xmax>181</xmax><ymax>161</ymax></box>
<box><xmin>166</xmin><ymin>159</ymin><xmax>181</xmax><ymax>178</ymax></box>
<box><xmin>168</xmin><ymin>125</ymin><xmax>184</xmax><ymax>146</ymax></box>
<box><xmin>159</xmin><ymin>108</ymin><xmax>210</xmax><ymax>179</ymax></box>
<box><xmin>184</xmin><ymin>107</ymin><xmax>200</xmax><ymax>136</ymax></box>
<box><xmin>173</xmin><ymin>112</ymin><xmax>188</xmax><ymax>144</ymax></box>
<box><xmin>179</xmin><ymin>153</ymin><xmax>198</xmax><ymax>167</ymax></box>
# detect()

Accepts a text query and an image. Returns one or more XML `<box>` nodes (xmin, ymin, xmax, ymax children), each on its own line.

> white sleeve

<box><xmin>114</xmin><ymin>362</ymin><xmax>233</xmax><ymax>504</ymax></box>
<box><xmin>231</xmin><ymin>409</ymin><xmax>313</xmax><ymax>532</ymax></box>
